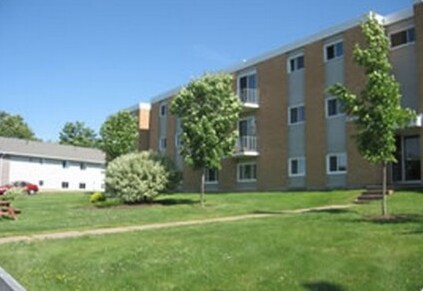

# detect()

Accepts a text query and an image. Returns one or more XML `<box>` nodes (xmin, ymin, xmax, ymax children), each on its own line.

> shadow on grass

<box><xmin>360</xmin><ymin>213</ymin><xmax>423</xmax><ymax>224</ymax></box>
<box><xmin>302</xmin><ymin>281</ymin><xmax>345</xmax><ymax>291</ymax></box>
<box><xmin>252</xmin><ymin>208</ymin><xmax>351</xmax><ymax>215</ymax></box>
<box><xmin>307</xmin><ymin>208</ymin><xmax>351</xmax><ymax>215</ymax></box>
<box><xmin>155</xmin><ymin>198</ymin><xmax>199</xmax><ymax>206</ymax></box>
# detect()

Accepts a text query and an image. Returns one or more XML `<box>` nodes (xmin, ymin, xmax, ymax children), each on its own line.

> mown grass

<box><xmin>0</xmin><ymin>191</ymin><xmax>422</xmax><ymax>290</ymax></box>
<box><xmin>0</xmin><ymin>190</ymin><xmax>356</xmax><ymax>237</ymax></box>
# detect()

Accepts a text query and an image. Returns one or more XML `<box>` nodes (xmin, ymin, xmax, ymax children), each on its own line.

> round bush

<box><xmin>90</xmin><ymin>192</ymin><xmax>106</xmax><ymax>203</ymax></box>
<box><xmin>105</xmin><ymin>151</ymin><xmax>181</xmax><ymax>203</ymax></box>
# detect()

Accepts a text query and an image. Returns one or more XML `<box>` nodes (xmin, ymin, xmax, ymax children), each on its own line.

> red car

<box><xmin>0</xmin><ymin>181</ymin><xmax>39</xmax><ymax>195</ymax></box>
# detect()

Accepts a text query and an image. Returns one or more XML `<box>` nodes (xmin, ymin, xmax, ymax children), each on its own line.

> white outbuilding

<box><xmin>0</xmin><ymin>137</ymin><xmax>105</xmax><ymax>192</ymax></box>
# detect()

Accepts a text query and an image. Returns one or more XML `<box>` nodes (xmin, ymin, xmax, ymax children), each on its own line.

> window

<box><xmin>61</xmin><ymin>182</ymin><xmax>69</xmax><ymax>189</ymax></box>
<box><xmin>80</xmin><ymin>163</ymin><xmax>87</xmax><ymax>170</ymax></box>
<box><xmin>62</xmin><ymin>161</ymin><xmax>69</xmax><ymax>169</ymax></box>
<box><xmin>175</xmin><ymin>133</ymin><xmax>182</xmax><ymax>149</ymax></box>
<box><xmin>327</xmin><ymin>153</ymin><xmax>347</xmax><ymax>174</ymax></box>
<box><xmin>326</xmin><ymin>97</ymin><xmax>344</xmax><ymax>118</ymax></box>
<box><xmin>288</xmin><ymin>105</ymin><xmax>305</xmax><ymax>124</ymax></box>
<box><xmin>288</xmin><ymin>157</ymin><xmax>306</xmax><ymax>177</ymax></box>
<box><xmin>205</xmin><ymin>168</ymin><xmax>219</xmax><ymax>184</ymax></box>
<box><xmin>288</xmin><ymin>54</ymin><xmax>304</xmax><ymax>73</ymax></box>
<box><xmin>237</xmin><ymin>162</ymin><xmax>257</xmax><ymax>182</ymax></box>
<box><xmin>325</xmin><ymin>41</ymin><xmax>343</xmax><ymax>61</ymax></box>
<box><xmin>160</xmin><ymin>103</ymin><xmax>167</xmax><ymax>117</ymax></box>
<box><xmin>79</xmin><ymin>183</ymin><xmax>86</xmax><ymax>189</ymax></box>
<box><xmin>238</xmin><ymin>71</ymin><xmax>257</xmax><ymax>103</ymax></box>
<box><xmin>39</xmin><ymin>180</ymin><xmax>44</xmax><ymax>186</ymax></box>
<box><xmin>390</xmin><ymin>27</ymin><xmax>415</xmax><ymax>48</ymax></box>
<box><xmin>159</xmin><ymin>137</ymin><xmax>167</xmax><ymax>151</ymax></box>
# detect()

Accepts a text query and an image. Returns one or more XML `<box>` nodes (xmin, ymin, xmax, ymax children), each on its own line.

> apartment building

<box><xmin>133</xmin><ymin>1</ymin><xmax>423</xmax><ymax>192</ymax></box>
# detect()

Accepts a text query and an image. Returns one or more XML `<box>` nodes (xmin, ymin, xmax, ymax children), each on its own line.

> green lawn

<box><xmin>1</xmin><ymin>190</ymin><xmax>356</xmax><ymax>237</ymax></box>
<box><xmin>1</xmin><ymin>191</ymin><xmax>422</xmax><ymax>290</ymax></box>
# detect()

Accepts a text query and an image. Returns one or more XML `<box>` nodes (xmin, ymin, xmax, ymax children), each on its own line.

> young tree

<box><xmin>0</xmin><ymin>111</ymin><xmax>37</xmax><ymax>140</ymax></box>
<box><xmin>99</xmin><ymin>111</ymin><xmax>138</xmax><ymax>162</ymax></box>
<box><xmin>170</xmin><ymin>73</ymin><xmax>242</xmax><ymax>207</ymax></box>
<box><xmin>328</xmin><ymin>14</ymin><xmax>415</xmax><ymax>217</ymax></box>
<box><xmin>59</xmin><ymin>121</ymin><xmax>98</xmax><ymax>148</ymax></box>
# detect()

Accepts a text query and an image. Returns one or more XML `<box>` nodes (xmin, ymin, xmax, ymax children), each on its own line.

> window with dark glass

<box><xmin>288</xmin><ymin>55</ymin><xmax>304</xmax><ymax>73</ymax></box>
<box><xmin>325</xmin><ymin>41</ymin><xmax>343</xmax><ymax>61</ymax></box>
<box><xmin>289</xmin><ymin>105</ymin><xmax>305</xmax><ymax>124</ymax></box>
<box><xmin>390</xmin><ymin>27</ymin><xmax>415</xmax><ymax>48</ymax></box>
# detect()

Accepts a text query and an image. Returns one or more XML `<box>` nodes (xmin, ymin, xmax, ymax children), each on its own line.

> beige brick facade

<box><xmin>304</xmin><ymin>40</ymin><xmax>326</xmax><ymax>189</ymax></box>
<box><xmin>138</xmin><ymin>4</ymin><xmax>421</xmax><ymax>192</ymax></box>
<box><xmin>256</xmin><ymin>54</ymin><xmax>288</xmax><ymax>190</ymax></box>
<box><xmin>148</xmin><ymin>102</ymin><xmax>160</xmax><ymax>151</ymax></box>
<box><xmin>137</xmin><ymin>107</ymin><xmax>150</xmax><ymax>151</ymax></box>
<box><xmin>343</xmin><ymin>26</ymin><xmax>382</xmax><ymax>187</ymax></box>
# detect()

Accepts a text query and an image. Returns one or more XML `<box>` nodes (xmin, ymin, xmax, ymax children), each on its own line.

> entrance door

<box><xmin>393</xmin><ymin>135</ymin><xmax>421</xmax><ymax>182</ymax></box>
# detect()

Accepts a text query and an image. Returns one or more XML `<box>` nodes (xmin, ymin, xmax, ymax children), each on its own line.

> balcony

<box><xmin>239</xmin><ymin>89</ymin><xmax>259</xmax><ymax>111</ymax></box>
<box><xmin>234</xmin><ymin>135</ymin><xmax>259</xmax><ymax>157</ymax></box>
<box><xmin>407</xmin><ymin>113</ymin><xmax>423</xmax><ymax>128</ymax></box>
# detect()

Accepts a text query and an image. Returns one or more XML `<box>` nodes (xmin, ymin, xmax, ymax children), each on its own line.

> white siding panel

<box><xmin>8</xmin><ymin>156</ymin><xmax>104</xmax><ymax>192</ymax></box>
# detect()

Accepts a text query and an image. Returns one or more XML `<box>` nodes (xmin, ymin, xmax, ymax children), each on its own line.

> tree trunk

<box><xmin>200</xmin><ymin>168</ymin><xmax>205</xmax><ymax>208</ymax></box>
<box><xmin>381</xmin><ymin>162</ymin><xmax>388</xmax><ymax>217</ymax></box>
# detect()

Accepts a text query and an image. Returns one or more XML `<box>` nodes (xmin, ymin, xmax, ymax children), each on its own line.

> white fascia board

<box><xmin>0</xmin><ymin>151</ymin><xmax>105</xmax><ymax>165</ymax></box>
<box><xmin>382</xmin><ymin>8</ymin><xmax>414</xmax><ymax>25</ymax></box>
<box><xmin>151</xmin><ymin>87</ymin><xmax>182</xmax><ymax>104</ymax></box>
<box><xmin>124</xmin><ymin>102</ymin><xmax>152</xmax><ymax>113</ymax></box>
<box><xmin>147</xmin><ymin>7</ymin><xmax>414</xmax><ymax>105</ymax></box>
<box><xmin>224</xmin><ymin>13</ymin><xmax>374</xmax><ymax>74</ymax></box>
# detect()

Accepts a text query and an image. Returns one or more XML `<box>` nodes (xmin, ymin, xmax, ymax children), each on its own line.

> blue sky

<box><xmin>0</xmin><ymin>0</ymin><xmax>412</xmax><ymax>141</ymax></box>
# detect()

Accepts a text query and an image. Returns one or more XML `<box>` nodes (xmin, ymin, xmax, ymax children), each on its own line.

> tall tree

<box><xmin>99</xmin><ymin>111</ymin><xmax>138</xmax><ymax>162</ymax></box>
<box><xmin>170</xmin><ymin>73</ymin><xmax>242</xmax><ymax>207</ymax></box>
<box><xmin>0</xmin><ymin>111</ymin><xmax>37</xmax><ymax>140</ymax></box>
<box><xmin>328</xmin><ymin>14</ymin><xmax>415</xmax><ymax>217</ymax></box>
<box><xmin>59</xmin><ymin>121</ymin><xmax>98</xmax><ymax>148</ymax></box>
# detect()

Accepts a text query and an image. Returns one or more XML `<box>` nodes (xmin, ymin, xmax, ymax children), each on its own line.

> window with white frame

<box><xmin>288</xmin><ymin>105</ymin><xmax>305</xmax><ymax>125</ymax></box>
<box><xmin>390</xmin><ymin>27</ymin><xmax>415</xmax><ymax>48</ymax></box>
<box><xmin>288</xmin><ymin>54</ymin><xmax>304</xmax><ymax>73</ymax></box>
<box><xmin>326</xmin><ymin>97</ymin><xmax>344</xmax><ymax>118</ymax></box>
<box><xmin>160</xmin><ymin>103</ymin><xmax>167</xmax><ymax>117</ymax></box>
<box><xmin>159</xmin><ymin>137</ymin><xmax>167</xmax><ymax>151</ymax></box>
<box><xmin>238</xmin><ymin>71</ymin><xmax>257</xmax><ymax>103</ymax></box>
<box><xmin>325</xmin><ymin>41</ymin><xmax>343</xmax><ymax>61</ymax></box>
<box><xmin>175</xmin><ymin>133</ymin><xmax>182</xmax><ymax>149</ymax></box>
<box><xmin>288</xmin><ymin>157</ymin><xmax>306</xmax><ymax>177</ymax></box>
<box><xmin>237</xmin><ymin>162</ymin><xmax>257</xmax><ymax>182</ymax></box>
<box><xmin>327</xmin><ymin>153</ymin><xmax>347</xmax><ymax>174</ymax></box>
<box><xmin>205</xmin><ymin>168</ymin><xmax>218</xmax><ymax>184</ymax></box>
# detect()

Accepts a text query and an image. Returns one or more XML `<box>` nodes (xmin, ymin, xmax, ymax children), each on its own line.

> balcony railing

<box><xmin>408</xmin><ymin>113</ymin><xmax>423</xmax><ymax>127</ymax></box>
<box><xmin>234</xmin><ymin>135</ymin><xmax>259</xmax><ymax>156</ymax></box>
<box><xmin>239</xmin><ymin>88</ymin><xmax>259</xmax><ymax>107</ymax></box>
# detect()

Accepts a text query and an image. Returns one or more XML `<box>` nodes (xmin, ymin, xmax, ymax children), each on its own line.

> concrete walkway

<box><xmin>0</xmin><ymin>204</ymin><xmax>352</xmax><ymax>245</ymax></box>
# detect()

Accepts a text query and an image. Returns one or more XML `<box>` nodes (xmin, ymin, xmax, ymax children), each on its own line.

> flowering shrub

<box><xmin>90</xmin><ymin>192</ymin><xmax>106</xmax><ymax>203</ymax></box>
<box><xmin>105</xmin><ymin>151</ymin><xmax>181</xmax><ymax>203</ymax></box>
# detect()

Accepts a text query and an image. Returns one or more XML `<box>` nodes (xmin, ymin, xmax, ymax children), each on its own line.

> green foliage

<box><xmin>99</xmin><ymin>111</ymin><xmax>138</xmax><ymax>162</ymax></box>
<box><xmin>0</xmin><ymin>111</ymin><xmax>37</xmax><ymax>140</ymax></box>
<box><xmin>170</xmin><ymin>73</ymin><xmax>242</xmax><ymax>206</ymax></box>
<box><xmin>59</xmin><ymin>121</ymin><xmax>98</xmax><ymax>148</ymax></box>
<box><xmin>328</xmin><ymin>15</ymin><xmax>417</xmax><ymax>216</ymax></box>
<box><xmin>89</xmin><ymin>192</ymin><xmax>106</xmax><ymax>203</ymax></box>
<box><xmin>105</xmin><ymin>151</ymin><xmax>181</xmax><ymax>203</ymax></box>
<box><xmin>1</xmin><ymin>188</ymin><xmax>25</xmax><ymax>201</ymax></box>
<box><xmin>170</xmin><ymin>73</ymin><xmax>242</xmax><ymax>171</ymax></box>
<box><xmin>328</xmin><ymin>15</ymin><xmax>416</xmax><ymax>164</ymax></box>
